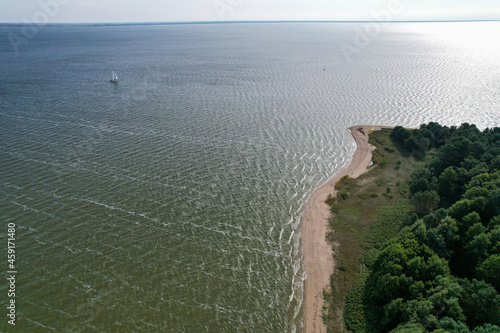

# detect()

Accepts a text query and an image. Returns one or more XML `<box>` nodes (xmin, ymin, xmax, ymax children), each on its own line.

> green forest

<box><xmin>329</xmin><ymin>123</ymin><xmax>500</xmax><ymax>333</ymax></box>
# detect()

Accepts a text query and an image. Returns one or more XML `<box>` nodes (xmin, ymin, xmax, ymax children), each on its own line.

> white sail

<box><xmin>111</xmin><ymin>71</ymin><xmax>118</xmax><ymax>82</ymax></box>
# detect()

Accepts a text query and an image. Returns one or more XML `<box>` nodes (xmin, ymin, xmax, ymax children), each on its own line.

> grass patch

<box><xmin>365</xmin><ymin>199</ymin><xmax>413</xmax><ymax>246</ymax></box>
<box><xmin>344</xmin><ymin>285</ymin><xmax>366</xmax><ymax>332</ymax></box>
<box><xmin>324</xmin><ymin>128</ymin><xmax>417</xmax><ymax>332</ymax></box>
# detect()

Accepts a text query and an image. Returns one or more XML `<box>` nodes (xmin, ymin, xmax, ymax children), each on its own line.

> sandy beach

<box><xmin>302</xmin><ymin>125</ymin><xmax>387</xmax><ymax>333</ymax></box>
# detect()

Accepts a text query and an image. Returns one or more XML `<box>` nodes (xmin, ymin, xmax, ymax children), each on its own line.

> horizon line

<box><xmin>0</xmin><ymin>19</ymin><xmax>499</xmax><ymax>27</ymax></box>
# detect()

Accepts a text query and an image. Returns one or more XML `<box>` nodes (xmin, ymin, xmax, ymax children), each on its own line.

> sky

<box><xmin>1</xmin><ymin>0</ymin><xmax>499</xmax><ymax>23</ymax></box>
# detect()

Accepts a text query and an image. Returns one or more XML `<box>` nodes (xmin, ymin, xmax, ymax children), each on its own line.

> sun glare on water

<box><xmin>414</xmin><ymin>21</ymin><xmax>500</xmax><ymax>56</ymax></box>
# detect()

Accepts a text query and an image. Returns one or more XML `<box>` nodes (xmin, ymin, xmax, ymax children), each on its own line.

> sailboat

<box><xmin>110</xmin><ymin>71</ymin><xmax>118</xmax><ymax>83</ymax></box>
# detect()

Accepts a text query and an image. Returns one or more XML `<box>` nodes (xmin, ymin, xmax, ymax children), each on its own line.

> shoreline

<box><xmin>301</xmin><ymin>125</ymin><xmax>389</xmax><ymax>332</ymax></box>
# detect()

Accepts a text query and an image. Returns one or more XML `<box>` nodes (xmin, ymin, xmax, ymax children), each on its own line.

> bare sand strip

<box><xmin>302</xmin><ymin>125</ymin><xmax>388</xmax><ymax>333</ymax></box>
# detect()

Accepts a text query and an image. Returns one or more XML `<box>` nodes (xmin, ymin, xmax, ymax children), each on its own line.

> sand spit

<box><xmin>302</xmin><ymin>125</ymin><xmax>389</xmax><ymax>332</ymax></box>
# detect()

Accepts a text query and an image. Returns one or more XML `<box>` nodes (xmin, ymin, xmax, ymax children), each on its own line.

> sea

<box><xmin>0</xmin><ymin>22</ymin><xmax>499</xmax><ymax>332</ymax></box>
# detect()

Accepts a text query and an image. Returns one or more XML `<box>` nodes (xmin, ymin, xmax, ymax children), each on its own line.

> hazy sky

<box><xmin>1</xmin><ymin>0</ymin><xmax>499</xmax><ymax>23</ymax></box>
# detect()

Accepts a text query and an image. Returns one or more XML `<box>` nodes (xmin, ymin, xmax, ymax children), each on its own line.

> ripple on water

<box><xmin>0</xmin><ymin>22</ymin><xmax>499</xmax><ymax>332</ymax></box>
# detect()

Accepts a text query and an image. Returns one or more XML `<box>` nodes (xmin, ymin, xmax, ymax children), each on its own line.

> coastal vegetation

<box><xmin>324</xmin><ymin>123</ymin><xmax>500</xmax><ymax>332</ymax></box>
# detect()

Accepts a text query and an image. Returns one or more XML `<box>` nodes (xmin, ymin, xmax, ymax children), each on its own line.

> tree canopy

<box><xmin>360</xmin><ymin>123</ymin><xmax>500</xmax><ymax>332</ymax></box>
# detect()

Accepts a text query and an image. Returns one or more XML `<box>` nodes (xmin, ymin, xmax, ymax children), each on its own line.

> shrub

<box><xmin>382</xmin><ymin>192</ymin><xmax>394</xmax><ymax>199</ymax></box>
<box><xmin>325</xmin><ymin>193</ymin><xmax>336</xmax><ymax>206</ymax></box>
<box><xmin>357</xmin><ymin>193</ymin><xmax>369</xmax><ymax>199</ymax></box>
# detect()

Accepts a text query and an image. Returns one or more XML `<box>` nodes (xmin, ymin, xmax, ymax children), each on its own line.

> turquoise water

<box><xmin>1</xmin><ymin>22</ymin><xmax>499</xmax><ymax>332</ymax></box>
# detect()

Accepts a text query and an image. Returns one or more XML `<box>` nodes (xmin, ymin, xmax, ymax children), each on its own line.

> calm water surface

<box><xmin>0</xmin><ymin>22</ymin><xmax>499</xmax><ymax>332</ymax></box>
